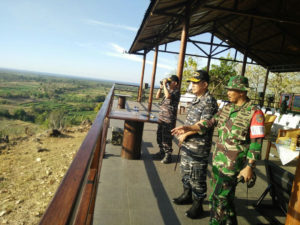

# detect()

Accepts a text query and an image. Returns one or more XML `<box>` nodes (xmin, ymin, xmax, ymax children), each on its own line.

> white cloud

<box><xmin>106</xmin><ymin>43</ymin><xmax>174</xmax><ymax>70</ymax></box>
<box><xmin>84</xmin><ymin>19</ymin><xmax>138</xmax><ymax>32</ymax></box>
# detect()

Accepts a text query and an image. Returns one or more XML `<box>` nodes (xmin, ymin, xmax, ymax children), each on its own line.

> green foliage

<box><xmin>48</xmin><ymin>110</ymin><xmax>66</xmax><ymax>129</ymax></box>
<box><xmin>181</xmin><ymin>57</ymin><xmax>200</xmax><ymax>93</ymax></box>
<box><xmin>206</xmin><ymin>54</ymin><xmax>238</xmax><ymax>96</ymax></box>
<box><xmin>94</xmin><ymin>102</ymin><xmax>103</xmax><ymax>112</ymax></box>
<box><xmin>267</xmin><ymin>72</ymin><xmax>300</xmax><ymax>107</ymax></box>
<box><xmin>0</xmin><ymin>109</ymin><xmax>11</xmax><ymax>118</ymax></box>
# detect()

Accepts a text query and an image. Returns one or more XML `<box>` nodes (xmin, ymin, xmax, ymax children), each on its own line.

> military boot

<box><xmin>161</xmin><ymin>153</ymin><xmax>172</xmax><ymax>164</ymax></box>
<box><xmin>185</xmin><ymin>198</ymin><xmax>203</xmax><ymax>219</ymax></box>
<box><xmin>173</xmin><ymin>186</ymin><xmax>193</xmax><ymax>205</ymax></box>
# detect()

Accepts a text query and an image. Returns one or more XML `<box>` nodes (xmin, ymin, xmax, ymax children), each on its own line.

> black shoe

<box><xmin>185</xmin><ymin>199</ymin><xmax>203</xmax><ymax>219</ymax></box>
<box><xmin>161</xmin><ymin>153</ymin><xmax>172</xmax><ymax>164</ymax></box>
<box><xmin>173</xmin><ymin>187</ymin><xmax>192</xmax><ymax>205</ymax></box>
<box><xmin>152</xmin><ymin>151</ymin><xmax>165</xmax><ymax>160</ymax></box>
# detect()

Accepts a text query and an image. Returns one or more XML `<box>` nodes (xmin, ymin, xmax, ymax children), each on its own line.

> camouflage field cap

<box><xmin>225</xmin><ymin>75</ymin><xmax>249</xmax><ymax>92</ymax></box>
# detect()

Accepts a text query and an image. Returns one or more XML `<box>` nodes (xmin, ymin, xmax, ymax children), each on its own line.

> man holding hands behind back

<box><xmin>154</xmin><ymin>75</ymin><xmax>180</xmax><ymax>164</ymax></box>
<box><xmin>172</xmin><ymin>75</ymin><xmax>265</xmax><ymax>225</ymax></box>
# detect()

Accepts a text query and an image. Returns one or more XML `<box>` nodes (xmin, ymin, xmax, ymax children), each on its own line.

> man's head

<box><xmin>285</xmin><ymin>96</ymin><xmax>289</xmax><ymax>100</ymax></box>
<box><xmin>167</xmin><ymin>75</ymin><xmax>179</xmax><ymax>89</ymax></box>
<box><xmin>226</xmin><ymin>75</ymin><xmax>249</xmax><ymax>104</ymax></box>
<box><xmin>187</xmin><ymin>70</ymin><xmax>209</xmax><ymax>96</ymax></box>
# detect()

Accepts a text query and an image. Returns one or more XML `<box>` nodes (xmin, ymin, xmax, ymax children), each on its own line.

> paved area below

<box><xmin>93</xmin><ymin>100</ymin><xmax>291</xmax><ymax>225</ymax></box>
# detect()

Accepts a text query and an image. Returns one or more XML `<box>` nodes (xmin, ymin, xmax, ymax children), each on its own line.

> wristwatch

<box><xmin>247</xmin><ymin>161</ymin><xmax>256</xmax><ymax>169</ymax></box>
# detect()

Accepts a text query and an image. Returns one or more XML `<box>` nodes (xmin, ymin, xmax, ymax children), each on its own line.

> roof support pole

<box><xmin>285</xmin><ymin>159</ymin><xmax>300</xmax><ymax>225</ymax></box>
<box><xmin>207</xmin><ymin>31</ymin><xmax>215</xmax><ymax>73</ymax></box>
<box><xmin>242</xmin><ymin>18</ymin><xmax>253</xmax><ymax>76</ymax></box>
<box><xmin>260</xmin><ymin>68</ymin><xmax>270</xmax><ymax>107</ymax></box>
<box><xmin>148</xmin><ymin>46</ymin><xmax>158</xmax><ymax>113</ymax></box>
<box><xmin>176</xmin><ymin>2</ymin><xmax>190</xmax><ymax>89</ymax></box>
<box><xmin>241</xmin><ymin>52</ymin><xmax>247</xmax><ymax>76</ymax></box>
<box><xmin>137</xmin><ymin>50</ymin><xmax>146</xmax><ymax>102</ymax></box>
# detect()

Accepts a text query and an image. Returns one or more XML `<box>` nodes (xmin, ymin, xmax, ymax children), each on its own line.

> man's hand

<box><xmin>171</xmin><ymin>126</ymin><xmax>189</xmax><ymax>136</ymax></box>
<box><xmin>162</xmin><ymin>78</ymin><xmax>168</xmax><ymax>85</ymax></box>
<box><xmin>237</xmin><ymin>166</ymin><xmax>253</xmax><ymax>183</ymax></box>
<box><xmin>178</xmin><ymin>133</ymin><xmax>188</xmax><ymax>144</ymax></box>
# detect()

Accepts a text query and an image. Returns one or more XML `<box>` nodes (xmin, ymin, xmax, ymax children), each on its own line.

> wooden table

<box><xmin>115</xmin><ymin>94</ymin><xmax>132</xmax><ymax>109</ymax></box>
<box><xmin>109</xmin><ymin>110</ymin><xmax>159</xmax><ymax>159</ymax></box>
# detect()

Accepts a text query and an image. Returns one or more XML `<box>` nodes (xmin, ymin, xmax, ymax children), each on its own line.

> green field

<box><xmin>0</xmin><ymin>70</ymin><xmax>114</xmax><ymax>137</ymax></box>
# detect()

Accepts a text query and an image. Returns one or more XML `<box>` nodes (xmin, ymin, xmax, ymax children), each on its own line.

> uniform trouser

<box><xmin>180</xmin><ymin>150</ymin><xmax>208</xmax><ymax>200</ymax></box>
<box><xmin>209</xmin><ymin>166</ymin><xmax>238</xmax><ymax>225</ymax></box>
<box><xmin>156</xmin><ymin>121</ymin><xmax>175</xmax><ymax>154</ymax></box>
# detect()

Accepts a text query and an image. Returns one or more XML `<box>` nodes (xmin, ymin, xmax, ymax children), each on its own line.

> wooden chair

<box><xmin>264</xmin><ymin>114</ymin><xmax>277</xmax><ymax>137</ymax></box>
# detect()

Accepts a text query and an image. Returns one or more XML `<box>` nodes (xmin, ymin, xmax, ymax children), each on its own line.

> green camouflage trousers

<box><xmin>209</xmin><ymin>166</ymin><xmax>238</xmax><ymax>225</ymax></box>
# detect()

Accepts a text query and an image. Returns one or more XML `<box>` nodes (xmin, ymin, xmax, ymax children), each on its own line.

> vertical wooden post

<box><xmin>241</xmin><ymin>18</ymin><xmax>253</xmax><ymax>76</ymax></box>
<box><xmin>261</xmin><ymin>68</ymin><xmax>270</xmax><ymax>107</ymax></box>
<box><xmin>207</xmin><ymin>30</ymin><xmax>214</xmax><ymax>73</ymax></box>
<box><xmin>148</xmin><ymin>46</ymin><xmax>158</xmax><ymax>113</ymax></box>
<box><xmin>241</xmin><ymin>51</ymin><xmax>247</xmax><ymax>76</ymax></box>
<box><xmin>285</xmin><ymin>158</ymin><xmax>300</xmax><ymax>225</ymax></box>
<box><xmin>176</xmin><ymin>3</ymin><xmax>190</xmax><ymax>90</ymax></box>
<box><xmin>138</xmin><ymin>50</ymin><xmax>146</xmax><ymax>102</ymax></box>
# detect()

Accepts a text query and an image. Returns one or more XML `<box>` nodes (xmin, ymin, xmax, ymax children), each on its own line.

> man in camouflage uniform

<box><xmin>172</xmin><ymin>70</ymin><xmax>218</xmax><ymax>219</ymax></box>
<box><xmin>172</xmin><ymin>75</ymin><xmax>265</xmax><ymax>224</ymax></box>
<box><xmin>154</xmin><ymin>75</ymin><xmax>180</xmax><ymax>164</ymax></box>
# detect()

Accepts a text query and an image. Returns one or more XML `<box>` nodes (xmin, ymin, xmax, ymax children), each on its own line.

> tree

<box><xmin>243</xmin><ymin>65</ymin><xmax>266</xmax><ymax>100</ymax></box>
<box><xmin>181</xmin><ymin>56</ymin><xmax>200</xmax><ymax>93</ymax></box>
<box><xmin>48</xmin><ymin>110</ymin><xmax>66</xmax><ymax>129</ymax></box>
<box><xmin>267</xmin><ymin>72</ymin><xmax>300</xmax><ymax>108</ymax></box>
<box><xmin>206</xmin><ymin>54</ymin><xmax>238</xmax><ymax>96</ymax></box>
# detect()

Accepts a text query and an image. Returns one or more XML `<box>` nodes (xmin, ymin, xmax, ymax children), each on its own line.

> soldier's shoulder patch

<box><xmin>256</xmin><ymin>113</ymin><xmax>264</xmax><ymax>123</ymax></box>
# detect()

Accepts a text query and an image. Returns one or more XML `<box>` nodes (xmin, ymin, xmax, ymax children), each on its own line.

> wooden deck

<box><xmin>93</xmin><ymin>100</ymin><xmax>290</xmax><ymax>225</ymax></box>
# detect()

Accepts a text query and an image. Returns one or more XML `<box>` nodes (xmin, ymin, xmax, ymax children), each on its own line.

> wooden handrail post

<box><xmin>148</xmin><ymin>46</ymin><xmax>158</xmax><ymax>113</ymax></box>
<box><xmin>138</xmin><ymin>50</ymin><xmax>146</xmax><ymax>102</ymax></box>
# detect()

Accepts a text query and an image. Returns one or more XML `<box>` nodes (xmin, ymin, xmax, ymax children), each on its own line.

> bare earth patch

<box><xmin>0</xmin><ymin>127</ymin><xmax>89</xmax><ymax>225</ymax></box>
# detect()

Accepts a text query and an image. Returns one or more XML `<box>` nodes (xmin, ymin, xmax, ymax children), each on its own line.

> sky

<box><xmin>0</xmin><ymin>0</ymin><xmax>234</xmax><ymax>85</ymax></box>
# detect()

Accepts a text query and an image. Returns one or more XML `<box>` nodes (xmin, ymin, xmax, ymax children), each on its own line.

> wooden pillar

<box><xmin>176</xmin><ymin>3</ymin><xmax>190</xmax><ymax>90</ymax></box>
<box><xmin>148</xmin><ymin>46</ymin><xmax>158</xmax><ymax>113</ymax></box>
<box><xmin>241</xmin><ymin>18</ymin><xmax>253</xmax><ymax>76</ymax></box>
<box><xmin>285</xmin><ymin>158</ymin><xmax>300</xmax><ymax>225</ymax></box>
<box><xmin>137</xmin><ymin>51</ymin><xmax>146</xmax><ymax>102</ymax></box>
<box><xmin>241</xmin><ymin>51</ymin><xmax>247</xmax><ymax>76</ymax></box>
<box><xmin>261</xmin><ymin>68</ymin><xmax>270</xmax><ymax>107</ymax></box>
<box><xmin>207</xmin><ymin>30</ymin><xmax>214</xmax><ymax>73</ymax></box>
<box><xmin>121</xmin><ymin>121</ymin><xmax>144</xmax><ymax>159</ymax></box>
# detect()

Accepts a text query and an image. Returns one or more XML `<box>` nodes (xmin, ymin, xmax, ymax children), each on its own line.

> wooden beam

<box><xmin>148</xmin><ymin>46</ymin><xmax>158</xmax><ymax>113</ymax></box>
<box><xmin>138</xmin><ymin>51</ymin><xmax>146</xmax><ymax>102</ymax></box>
<box><xmin>176</xmin><ymin>3</ymin><xmax>190</xmax><ymax>89</ymax></box>
<box><xmin>203</xmin><ymin>5</ymin><xmax>300</xmax><ymax>25</ymax></box>
<box><xmin>261</xmin><ymin>68</ymin><xmax>270</xmax><ymax>107</ymax></box>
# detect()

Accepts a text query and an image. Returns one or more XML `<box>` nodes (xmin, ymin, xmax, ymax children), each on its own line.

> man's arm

<box><xmin>238</xmin><ymin>110</ymin><xmax>265</xmax><ymax>182</ymax></box>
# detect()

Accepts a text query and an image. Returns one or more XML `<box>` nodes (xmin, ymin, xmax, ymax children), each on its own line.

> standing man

<box><xmin>172</xmin><ymin>70</ymin><xmax>218</xmax><ymax>219</ymax></box>
<box><xmin>154</xmin><ymin>75</ymin><xmax>180</xmax><ymax>164</ymax></box>
<box><xmin>172</xmin><ymin>75</ymin><xmax>265</xmax><ymax>224</ymax></box>
<box><xmin>280</xmin><ymin>95</ymin><xmax>289</xmax><ymax>115</ymax></box>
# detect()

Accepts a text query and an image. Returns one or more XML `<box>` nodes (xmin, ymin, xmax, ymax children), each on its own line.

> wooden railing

<box><xmin>39</xmin><ymin>85</ymin><xmax>115</xmax><ymax>225</ymax></box>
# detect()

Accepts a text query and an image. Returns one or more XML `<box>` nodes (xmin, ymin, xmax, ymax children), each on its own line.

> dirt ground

<box><xmin>0</xmin><ymin>126</ymin><xmax>89</xmax><ymax>225</ymax></box>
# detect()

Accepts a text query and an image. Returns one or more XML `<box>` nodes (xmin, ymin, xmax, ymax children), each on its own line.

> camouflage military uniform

<box><xmin>197</xmin><ymin>76</ymin><xmax>265</xmax><ymax>225</ymax></box>
<box><xmin>180</xmin><ymin>91</ymin><xmax>218</xmax><ymax>200</ymax></box>
<box><xmin>157</xmin><ymin>88</ymin><xmax>180</xmax><ymax>154</ymax></box>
